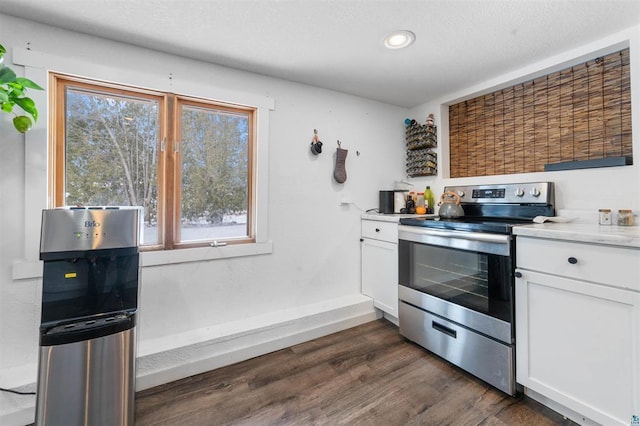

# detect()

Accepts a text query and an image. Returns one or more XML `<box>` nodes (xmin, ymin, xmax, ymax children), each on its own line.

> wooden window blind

<box><xmin>449</xmin><ymin>48</ymin><xmax>631</xmax><ymax>178</ymax></box>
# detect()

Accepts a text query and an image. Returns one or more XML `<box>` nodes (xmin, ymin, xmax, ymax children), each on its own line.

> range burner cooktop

<box><xmin>399</xmin><ymin>217</ymin><xmax>533</xmax><ymax>234</ymax></box>
<box><xmin>400</xmin><ymin>182</ymin><xmax>555</xmax><ymax>234</ymax></box>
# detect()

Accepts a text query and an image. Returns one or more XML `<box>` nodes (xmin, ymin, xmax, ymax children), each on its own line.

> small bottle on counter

<box><xmin>598</xmin><ymin>209</ymin><xmax>612</xmax><ymax>225</ymax></box>
<box><xmin>414</xmin><ymin>192</ymin><xmax>426</xmax><ymax>214</ymax></box>
<box><xmin>406</xmin><ymin>192</ymin><xmax>416</xmax><ymax>214</ymax></box>
<box><xmin>617</xmin><ymin>209</ymin><xmax>634</xmax><ymax>226</ymax></box>
<box><xmin>424</xmin><ymin>186</ymin><xmax>435</xmax><ymax>214</ymax></box>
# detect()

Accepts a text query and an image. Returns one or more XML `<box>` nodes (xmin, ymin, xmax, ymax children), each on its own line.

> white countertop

<box><xmin>514</xmin><ymin>222</ymin><xmax>640</xmax><ymax>248</ymax></box>
<box><xmin>361</xmin><ymin>213</ymin><xmax>437</xmax><ymax>223</ymax></box>
<box><xmin>363</xmin><ymin>210</ymin><xmax>640</xmax><ymax>248</ymax></box>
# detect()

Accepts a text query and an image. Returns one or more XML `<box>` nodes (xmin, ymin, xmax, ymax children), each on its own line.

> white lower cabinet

<box><xmin>361</xmin><ymin>219</ymin><xmax>398</xmax><ymax>318</ymax></box>
<box><xmin>516</xmin><ymin>237</ymin><xmax>640</xmax><ymax>426</ymax></box>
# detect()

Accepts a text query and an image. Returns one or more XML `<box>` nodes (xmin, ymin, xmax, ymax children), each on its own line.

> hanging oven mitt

<box><xmin>310</xmin><ymin>129</ymin><xmax>323</xmax><ymax>155</ymax></box>
<box><xmin>334</xmin><ymin>146</ymin><xmax>348</xmax><ymax>183</ymax></box>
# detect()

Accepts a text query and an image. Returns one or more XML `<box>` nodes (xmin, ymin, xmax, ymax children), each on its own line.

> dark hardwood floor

<box><xmin>135</xmin><ymin>319</ymin><xmax>574</xmax><ymax>425</ymax></box>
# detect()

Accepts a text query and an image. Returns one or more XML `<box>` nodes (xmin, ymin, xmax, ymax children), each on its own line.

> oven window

<box><xmin>399</xmin><ymin>241</ymin><xmax>512</xmax><ymax>322</ymax></box>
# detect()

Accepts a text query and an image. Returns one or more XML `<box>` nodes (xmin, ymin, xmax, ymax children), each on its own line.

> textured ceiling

<box><xmin>0</xmin><ymin>0</ymin><xmax>639</xmax><ymax>107</ymax></box>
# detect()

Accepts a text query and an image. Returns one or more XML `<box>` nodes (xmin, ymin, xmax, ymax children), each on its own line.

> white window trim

<box><xmin>12</xmin><ymin>47</ymin><xmax>273</xmax><ymax>278</ymax></box>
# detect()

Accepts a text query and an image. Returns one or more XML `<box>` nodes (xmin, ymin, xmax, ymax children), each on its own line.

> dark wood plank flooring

<box><xmin>135</xmin><ymin>319</ymin><xmax>575</xmax><ymax>425</ymax></box>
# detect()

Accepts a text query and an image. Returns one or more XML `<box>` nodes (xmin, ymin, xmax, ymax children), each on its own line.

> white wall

<box><xmin>0</xmin><ymin>14</ymin><xmax>407</xmax><ymax>421</ymax></box>
<box><xmin>2</xmin><ymin>12</ymin><xmax>639</xmax><ymax>425</ymax></box>
<box><xmin>408</xmin><ymin>25</ymin><xmax>640</xmax><ymax>215</ymax></box>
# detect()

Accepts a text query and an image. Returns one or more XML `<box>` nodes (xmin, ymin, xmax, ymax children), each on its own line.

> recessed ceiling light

<box><xmin>384</xmin><ymin>30</ymin><xmax>416</xmax><ymax>49</ymax></box>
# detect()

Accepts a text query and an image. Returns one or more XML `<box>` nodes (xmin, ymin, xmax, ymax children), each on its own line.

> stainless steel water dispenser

<box><xmin>36</xmin><ymin>207</ymin><xmax>140</xmax><ymax>426</ymax></box>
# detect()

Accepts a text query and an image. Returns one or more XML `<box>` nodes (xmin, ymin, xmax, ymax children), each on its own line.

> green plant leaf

<box><xmin>15</xmin><ymin>96</ymin><xmax>37</xmax><ymax>121</ymax></box>
<box><xmin>0</xmin><ymin>44</ymin><xmax>41</xmax><ymax>133</ymax></box>
<box><xmin>8</xmin><ymin>82</ymin><xmax>24</xmax><ymax>97</ymax></box>
<box><xmin>0</xmin><ymin>67</ymin><xmax>17</xmax><ymax>84</ymax></box>
<box><xmin>13</xmin><ymin>115</ymin><xmax>32</xmax><ymax>133</ymax></box>
<box><xmin>15</xmin><ymin>77</ymin><xmax>43</xmax><ymax>91</ymax></box>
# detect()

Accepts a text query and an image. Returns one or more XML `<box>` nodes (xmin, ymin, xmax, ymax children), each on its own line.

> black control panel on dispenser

<box><xmin>39</xmin><ymin>208</ymin><xmax>140</xmax><ymax>333</ymax></box>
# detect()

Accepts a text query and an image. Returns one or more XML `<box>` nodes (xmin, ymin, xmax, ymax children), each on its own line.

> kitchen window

<box><xmin>50</xmin><ymin>73</ymin><xmax>256</xmax><ymax>250</ymax></box>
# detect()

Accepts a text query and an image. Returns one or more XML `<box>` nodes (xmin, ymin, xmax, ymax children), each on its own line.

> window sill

<box><xmin>12</xmin><ymin>241</ymin><xmax>273</xmax><ymax>280</ymax></box>
<box><xmin>141</xmin><ymin>241</ymin><xmax>273</xmax><ymax>267</ymax></box>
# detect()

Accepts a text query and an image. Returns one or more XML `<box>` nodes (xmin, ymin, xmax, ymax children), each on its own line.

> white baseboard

<box><xmin>382</xmin><ymin>311</ymin><xmax>398</xmax><ymax>326</ymax></box>
<box><xmin>136</xmin><ymin>294</ymin><xmax>377</xmax><ymax>390</ymax></box>
<box><xmin>524</xmin><ymin>387</ymin><xmax>599</xmax><ymax>426</ymax></box>
<box><xmin>1</xmin><ymin>294</ymin><xmax>376</xmax><ymax>426</ymax></box>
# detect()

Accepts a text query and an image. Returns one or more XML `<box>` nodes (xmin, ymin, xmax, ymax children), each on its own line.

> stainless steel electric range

<box><xmin>397</xmin><ymin>182</ymin><xmax>554</xmax><ymax>395</ymax></box>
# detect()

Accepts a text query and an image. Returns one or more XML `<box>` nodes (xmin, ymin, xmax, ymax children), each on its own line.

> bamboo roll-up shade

<box><xmin>449</xmin><ymin>48</ymin><xmax>632</xmax><ymax>178</ymax></box>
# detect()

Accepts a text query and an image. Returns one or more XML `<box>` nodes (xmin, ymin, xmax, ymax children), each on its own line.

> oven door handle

<box><xmin>398</xmin><ymin>225</ymin><xmax>510</xmax><ymax>244</ymax></box>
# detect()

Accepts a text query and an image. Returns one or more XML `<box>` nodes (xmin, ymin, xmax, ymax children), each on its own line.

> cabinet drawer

<box><xmin>517</xmin><ymin>237</ymin><xmax>640</xmax><ymax>291</ymax></box>
<box><xmin>361</xmin><ymin>220</ymin><xmax>398</xmax><ymax>243</ymax></box>
<box><xmin>399</xmin><ymin>301</ymin><xmax>515</xmax><ymax>395</ymax></box>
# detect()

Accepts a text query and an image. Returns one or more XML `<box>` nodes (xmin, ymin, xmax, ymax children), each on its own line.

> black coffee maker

<box><xmin>379</xmin><ymin>190</ymin><xmax>395</xmax><ymax>214</ymax></box>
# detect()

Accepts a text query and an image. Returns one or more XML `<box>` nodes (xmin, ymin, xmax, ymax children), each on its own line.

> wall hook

<box><xmin>337</xmin><ymin>140</ymin><xmax>341</xmax><ymax>147</ymax></box>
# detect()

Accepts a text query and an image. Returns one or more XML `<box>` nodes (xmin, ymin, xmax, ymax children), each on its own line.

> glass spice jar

<box><xmin>617</xmin><ymin>209</ymin><xmax>634</xmax><ymax>226</ymax></box>
<box><xmin>598</xmin><ymin>209</ymin><xmax>612</xmax><ymax>225</ymax></box>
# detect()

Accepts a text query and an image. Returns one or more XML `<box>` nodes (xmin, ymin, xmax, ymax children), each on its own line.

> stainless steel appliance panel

<box><xmin>398</xmin><ymin>225</ymin><xmax>510</xmax><ymax>256</ymax></box>
<box><xmin>396</xmin><ymin>181</ymin><xmax>553</xmax><ymax>397</ymax></box>
<box><xmin>399</xmin><ymin>285</ymin><xmax>512</xmax><ymax>344</ymax></box>
<box><xmin>41</xmin><ymin>208</ymin><xmax>140</xmax><ymax>254</ymax></box>
<box><xmin>445</xmin><ymin>182</ymin><xmax>554</xmax><ymax>204</ymax></box>
<box><xmin>399</xmin><ymin>301</ymin><xmax>515</xmax><ymax>395</ymax></box>
<box><xmin>36</xmin><ymin>327</ymin><xmax>135</xmax><ymax>426</ymax></box>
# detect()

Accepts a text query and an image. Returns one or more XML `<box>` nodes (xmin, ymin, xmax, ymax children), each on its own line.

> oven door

<box><xmin>398</xmin><ymin>225</ymin><xmax>514</xmax><ymax>344</ymax></box>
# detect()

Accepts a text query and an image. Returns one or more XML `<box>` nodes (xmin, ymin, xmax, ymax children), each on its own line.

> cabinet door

<box><xmin>361</xmin><ymin>238</ymin><xmax>398</xmax><ymax>317</ymax></box>
<box><xmin>516</xmin><ymin>269</ymin><xmax>640</xmax><ymax>426</ymax></box>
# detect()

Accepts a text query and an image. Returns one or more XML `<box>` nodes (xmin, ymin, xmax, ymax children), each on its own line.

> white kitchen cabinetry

<box><xmin>516</xmin><ymin>236</ymin><xmax>640</xmax><ymax>426</ymax></box>
<box><xmin>361</xmin><ymin>219</ymin><xmax>398</xmax><ymax>320</ymax></box>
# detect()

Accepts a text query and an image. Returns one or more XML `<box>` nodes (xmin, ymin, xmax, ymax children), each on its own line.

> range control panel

<box><xmin>445</xmin><ymin>182</ymin><xmax>554</xmax><ymax>204</ymax></box>
<box><xmin>472</xmin><ymin>188</ymin><xmax>506</xmax><ymax>199</ymax></box>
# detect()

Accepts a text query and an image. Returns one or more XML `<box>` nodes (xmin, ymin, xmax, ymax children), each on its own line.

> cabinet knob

<box><xmin>359</xmin><ymin>238</ymin><xmax>364</xmax><ymax>242</ymax></box>
<box><xmin>515</xmin><ymin>271</ymin><xmax>523</xmax><ymax>278</ymax></box>
<box><xmin>568</xmin><ymin>257</ymin><xmax>578</xmax><ymax>264</ymax></box>
<box><xmin>375</xmin><ymin>228</ymin><xmax>380</xmax><ymax>232</ymax></box>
